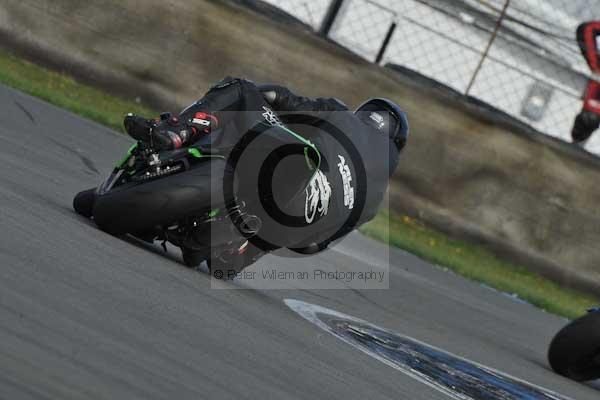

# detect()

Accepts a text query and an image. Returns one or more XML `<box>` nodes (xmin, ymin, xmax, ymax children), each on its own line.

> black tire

<box><xmin>93</xmin><ymin>159</ymin><xmax>227</xmax><ymax>235</ymax></box>
<box><xmin>181</xmin><ymin>248</ymin><xmax>206</xmax><ymax>268</ymax></box>
<box><xmin>548</xmin><ymin>311</ymin><xmax>600</xmax><ymax>381</ymax></box>
<box><xmin>73</xmin><ymin>188</ymin><xmax>97</xmax><ymax>218</ymax></box>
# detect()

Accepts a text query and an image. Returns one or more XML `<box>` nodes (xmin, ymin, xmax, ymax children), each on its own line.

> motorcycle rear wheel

<box><xmin>181</xmin><ymin>247</ymin><xmax>206</xmax><ymax>268</ymax></box>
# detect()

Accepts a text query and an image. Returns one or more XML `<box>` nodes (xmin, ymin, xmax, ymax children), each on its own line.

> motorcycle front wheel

<box><xmin>93</xmin><ymin>159</ymin><xmax>226</xmax><ymax>235</ymax></box>
<box><xmin>73</xmin><ymin>188</ymin><xmax>97</xmax><ymax>218</ymax></box>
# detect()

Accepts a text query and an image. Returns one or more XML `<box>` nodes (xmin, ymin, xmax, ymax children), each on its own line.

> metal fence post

<box><xmin>465</xmin><ymin>0</ymin><xmax>510</xmax><ymax>96</ymax></box>
<box><xmin>375</xmin><ymin>22</ymin><xmax>397</xmax><ymax>64</ymax></box>
<box><xmin>319</xmin><ymin>0</ymin><xmax>346</xmax><ymax>37</ymax></box>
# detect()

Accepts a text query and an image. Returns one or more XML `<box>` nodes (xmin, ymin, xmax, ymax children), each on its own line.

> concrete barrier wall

<box><xmin>2</xmin><ymin>0</ymin><xmax>600</xmax><ymax>293</ymax></box>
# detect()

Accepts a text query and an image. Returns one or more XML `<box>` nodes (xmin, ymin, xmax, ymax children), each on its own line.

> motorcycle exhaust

<box><xmin>231</xmin><ymin>214</ymin><xmax>262</xmax><ymax>238</ymax></box>
<box><xmin>187</xmin><ymin>212</ymin><xmax>262</xmax><ymax>250</ymax></box>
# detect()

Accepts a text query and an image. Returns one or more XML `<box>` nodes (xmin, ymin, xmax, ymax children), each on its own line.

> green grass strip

<box><xmin>0</xmin><ymin>49</ymin><xmax>156</xmax><ymax>131</ymax></box>
<box><xmin>0</xmin><ymin>48</ymin><xmax>596</xmax><ymax>319</ymax></box>
<box><xmin>361</xmin><ymin>210</ymin><xmax>598</xmax><ymax>319</ymax></box>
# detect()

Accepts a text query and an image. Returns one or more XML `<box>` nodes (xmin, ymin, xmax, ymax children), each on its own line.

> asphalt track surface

<box><xmin>0</xmin><ymin>83</ymin><xmax>598</xmax><ymax>399</ymax></box>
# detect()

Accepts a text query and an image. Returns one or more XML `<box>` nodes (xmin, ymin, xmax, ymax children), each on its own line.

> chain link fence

<box><xmin>260</xmin><ymin>0</ymin><xmax>600</xmax><ymax>155</ymax></box>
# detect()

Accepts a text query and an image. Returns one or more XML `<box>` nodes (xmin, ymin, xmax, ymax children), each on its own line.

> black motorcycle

<box><xmin>548</xmin><ymin>308</ymin><xmax>600</xmax><ymax>381</ymax></box>
<box><xmin>73</xmin><ymin>119</ymin><xmax>319</xmax><ymax>276</ymax></box>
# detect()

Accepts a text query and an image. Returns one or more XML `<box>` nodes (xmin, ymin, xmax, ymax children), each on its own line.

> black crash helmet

<box><xmin>355</xmin><ymin>98</ymin><xmax>409</xmax><ymax>152</ymax></box>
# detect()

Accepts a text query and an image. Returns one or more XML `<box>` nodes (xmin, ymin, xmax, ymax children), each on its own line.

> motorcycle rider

<box><xmin>124</xmin><ymin>77</ymin><xmax>409</xmax><ymax>275</ymax></box>
<box><xmin>573</xmin><ymin>22</ymin><xmax>600</xmax><ymax>145</ymax></box>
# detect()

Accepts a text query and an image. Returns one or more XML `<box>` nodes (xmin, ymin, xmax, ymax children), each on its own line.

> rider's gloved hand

<box><xmin>151</xmin><ymin>116</ymin><xmax>193</xmax><ymax>151</ymax></box>
<box><xmin>125</xmin><ymin>111</ymin><xmax>219</xmax><ymax>150</ymax></box>
<box><xmin>153</xmin><ymin>112</ymin><xmax>220</xmax><ymax>150</ymax></box>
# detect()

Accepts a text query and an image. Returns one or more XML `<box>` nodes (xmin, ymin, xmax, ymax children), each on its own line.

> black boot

<box><xmin>124</xmin><ymin>113</ymin><xmax>154</xmax><ymax>142</ymax></box>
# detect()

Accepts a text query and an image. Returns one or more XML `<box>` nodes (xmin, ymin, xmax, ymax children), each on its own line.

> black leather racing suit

<box><xmin>177</xmin><ymin>77</ymin><xmax>399</xmax><ymax>259</ymax></box>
